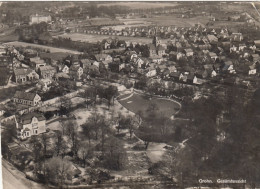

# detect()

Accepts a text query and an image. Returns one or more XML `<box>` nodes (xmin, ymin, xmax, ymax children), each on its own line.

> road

<box><xmin>2</xmin><ymin>159</ymin><xmax>45</xmax><ymax>189</ymax></box>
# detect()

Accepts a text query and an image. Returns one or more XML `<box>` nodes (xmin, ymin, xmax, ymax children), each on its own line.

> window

<box><xmin>34</xmin><ymin>130</ymin><xmax>38</xmax><ymax>134</ymax></box>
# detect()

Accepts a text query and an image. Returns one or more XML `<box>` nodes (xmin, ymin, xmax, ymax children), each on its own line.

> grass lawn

<box><xmin>118</xmin><ymin>93</ymin><xmax>180</xmax><ymax>119</ymax></box>
<box><xmin>3</xmin><ymin>41</ymin><xmax>82</xmax><ymax>54</ymax></box>
<box><xmin>55</xmin><ymin>33</ymin><xmax>156</xmax><ymax>44</ymax></box>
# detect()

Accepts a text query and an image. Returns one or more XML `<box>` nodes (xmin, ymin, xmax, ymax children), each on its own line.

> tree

<box><xmin>86</xmin><ymin>109</ymin><xmax>103</xmax><ymax>140</ymax></box>
<box><xmin>45</xmin><ymin>157</ymin><xmax>72</xmax><ymax>187</ymax></box>
<box><xmin>103</xmin><ymin>85</ymin><xmax>118</xmax><ymax>109</ymax></box>
<box><xmin>136</xmin><ymin>110</ymin><xmax>143</xmax><ymax>126</ymax></box>
<box><xmin>118</xmin><ymin>115</ymin><xmax>136</xmax><ymax>139</ymax></box>
<box><xmin>81</xmin><ymin>122</ymin><xmax>94</xmax><ymax>145</ymax></box>
<box><xmin>54</xmin><ymin>131</ymin><xmax>63</xmax><ymax>156</ymax></box>
<box><xmin>103</xmin><ymin>136</ymin><xmax>127</xmax><ymax>170</ymax></box>
<box><xmin>29</xmin><ymin>136</ymin><xmax>43</xmax><ymax>175</ymax></box>
<box><xmin>63</xmin><ymin>120</ymin><xmax>79</xmax><ymax>157</ymax></box>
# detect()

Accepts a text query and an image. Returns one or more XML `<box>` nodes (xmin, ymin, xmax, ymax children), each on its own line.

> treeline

<box><xmin>156</xmin><ymin>85</ymin><xmax>260</xmax><ymax>188</ymax></box>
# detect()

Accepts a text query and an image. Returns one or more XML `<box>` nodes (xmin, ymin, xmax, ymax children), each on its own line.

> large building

<box><xmin>30</xmin><ymin>14</ymin><xmax>51</xmax><ymax>25</ymax></box>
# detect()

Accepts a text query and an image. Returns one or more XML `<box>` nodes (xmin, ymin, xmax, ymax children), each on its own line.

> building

<box><xmin>36</xmin><ymin>78</ymin><xmax>52</xmax><ymax>91</ymax></box>
<box><xmin>69</xmin><ymin>65</ymin><xmax>83</xmax><ymax>80</ymax></box>
<box><xmin>13</xmin><ymin>68</ymin><xmax>39</xmax><ymax>83</ymax></box>
<box><xmin>39</xmin><ymin>65</ymin><xmax>57</xmax><ymax>79</ymax></box>
<box><xmin>60</xmin><ymin>65</ymin><xmax>69</xmax><ymax>74</ymax></box>
<box><xmin>13</xmin><ymin>91</ymin><xmax>41</xmax><ymax>107</ymax></box>
<box><xmin>94</xmin><ymin>54</ymin><xmax>113</xmax><ymax>63</ymax></box>
<box><xmin>30</xmin><ymin>14</ymin><xmax>51</xmax><ymax>25</ymax></box>
<box><xmin>30</xmin><ymin>57</ymin><xmax>46</xmax><ymax>70</ymax></box>
<box><xmin>17</xmin><ymin>113</ymin><xmax>46</xmax><ymax>139</ymax></box>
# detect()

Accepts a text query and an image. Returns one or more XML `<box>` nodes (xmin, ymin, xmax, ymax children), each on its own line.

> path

<box><xmin>146</xmin><ymin>143</ymin><xmax>167</xmax><ymax>163</ymax></box>
<box><xmin>2</xmin><ymin>159</ymin><xmax>45</xmax><ymax>189</ymax></box>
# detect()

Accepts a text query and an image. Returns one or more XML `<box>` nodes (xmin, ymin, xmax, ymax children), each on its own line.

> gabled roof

<box><xmin>39</xmin><ymin>65</ymin><xmax>56</xmax><ymax>72</ymax></box>
<box><xmin>95</xmin><ymin>54</ymin><xmax>110</xmax><ymax>61</ymax></box>
<box><xmin>169</xmin><ymin>72</ymin><xmax>180</xmax><ymax>78</ymax></box>
<box><xmin>13</xmin><ymin>68</ymin><xmax>28</xmax><ymax>76</ymax></box>
<box><xmin>70</xmin><ymin>65</ymin><xmax>82</xmax><ymax>72</ymax></box>
<box><xmin>80</xmin><ymin>59</ymin><xmax>95</xmax><ymax>65</ymax></box>
<box><xmin>157</xmin><ymin>45</ymin><xmax>166</xmax><ymax>51</ymax></box>
<box><xmin>14</xmin><ymin>68</ymin><xmax>34</xmax><ymax>76</ymax></box>
<box><xmin>148</xmin><ymin>44</ymin><xmax>156</xmax><ymax>50</ymax></box>
<box><xmin>184</xmin><ymin>48</ymin><xmax>193</xmax><ymax>53</ymax></box>
<box><xmin>19</xmin><ymin>112</ymin><xmax>46</xmax><ymax>125</ymax></box>
<box><xmin>54</xmin><ymin>72</ymin><xmax>70</xmax><ymax>79</ymax></box>
<box><xmin>13</xmin><ymin>91</ymin><xmax>39</xmax><ymax>101</ymax></box>
<box><xmin>224</xmin><ymin>60</ymin><xmax>233</xmax><ymax>66</ymax></box>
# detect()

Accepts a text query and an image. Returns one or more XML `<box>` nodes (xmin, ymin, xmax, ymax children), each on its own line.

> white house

<box><xmin>17</xmin><ymin>113</ymin><xmax>46</xmax><ymax>139</ymax></box>
<box><xmin>146</xmin><ymin>69</ymin><xmax>157</xmax><ymax>77</ymax></box>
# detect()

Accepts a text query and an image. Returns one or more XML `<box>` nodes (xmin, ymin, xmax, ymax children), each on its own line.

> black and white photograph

<box><xmin>0</xmin><ymin>1</ymin><xmax>260</xmax><ymax>188</ymax></box>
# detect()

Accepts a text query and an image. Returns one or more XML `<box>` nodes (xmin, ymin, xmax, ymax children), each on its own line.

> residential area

<box><xmin>1</xmin><ymin>2</ymin><xmax>260</xmax><ymax>189</ymax></box>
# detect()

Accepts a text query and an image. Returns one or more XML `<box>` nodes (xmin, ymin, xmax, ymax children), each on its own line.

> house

<box><xmin>254</xmin><ymin>40</ymin><xmax>260</xmax><ymax>48</ymax></box>
<box><xmin>80</xmin><ymin>59</ymin><xmax>96</xmax><ymax>69</ymax></box>
<box><xmin>17</xmin><ymin>113</ymin><xmax>46</xmax><ymax>139</ymax></box>
<box><xmin>94</xmin><ymin>54</ymin><xmax>113</xmax><ymax>63</ymax></box>
<box><xmin>169</xmin><ymin>51</ymin><xmax>177</xmax><ymax>61</ymax></box>
<box><xmin>186</xmin><ymin>74</ymin><xmax>195</xmax><ymax>84</ymax></box>
<box><xmin>207</xmin><ymin>34</ymin><xmax>218</xmax><ymax>44</ymax></box>
<box><xmin>13</xmin><ymin>91</ymin><xmax>41</xmax><ymax>106</ymax></box>
<box><xmin>39</xmin><ymin>66</ymin><xmax>57</xmax><ymax>79</ymax></box>
<box><xmin>223</xmin><ymin>61</ymin><xmax>236</xmax><ymax>74</ymax></box>
<box><xmin>157</xmin><ymin>45</ymin><xmax>166</xmax><ymax>57</ymax></box>
<box><xmin>196</xmin><ymin>70</ymin><xmax>208</xmax><ymax>79</ymax></box>
<box><xmin>13</xmin><ymin>68</ymin><xmax>39</xmax><ymax>83</ymax></box>
<box><xmin>36</xmin><ymin>78</ymin><xmax>52</xmax><ymax>91</ymax></box>
<box><xmin>208</xmin><ymin>52</ymin><xmax>218</xmax><ymax>61</ymax></box>
<box><xmin>60</xmin><ymin>65</ymin><xmax>69</xmax><ymax>74</ymax></box>
<box><xmin>248</xmin><ymin>65</ymin><xmax>257</xmax><ymax>75</ymax></box>
<box><xmin>230</xmin><ymin>33</ymin><xmax>243</xmax><ymax>42</ymax></box>
<box><xmin>238</xmin><ymin>43</ymin><xmax>246</xmax><ymax>51</ymax></box>
<box><xmin>146</xmin><ymin>69</ymin><xmax>157</xmax><ymax>78</ymax></box>
<box><xmin>169</xmin><ymin>72</ymin><xmax>180</xmax><ymax>81</ymax></box>
<box><xmin>184</xmin><ymin>48</ymin><xmax>193</xmax><ymax>57</ymax></box>
<box><xmin>230</xmin><ymin>45</ymin><xmax>238</xmax><ymax>53</ymax></box>
<box><xmin>168</xmin><ymin>65</ymin><xmax>177</xmax><ymax>73</ymax></box>
<box><xmin>251</xmin><ymin>54</ymin><xmax>260</xmax><ymax>62</ymax></box>
<box><xmin>0</xmin><ymin>104</ymin><xmax>5</xmax><ymax>116</ymax></box>
<box><xmin>177</xmin><ymin>52</ymin><xmax>185</xmax><ymax>60</ymax></box>
<box><xmin>148</xmin><ymin>44</ymin><xmax>157</xmax><ymax>57</ymax></box>
<box><xmin>69</xmin><ymin>65</ymin><xmax>83</xmax><ymax>80</ymax></box>
<box><xmin>54</xmin><ymin>72</ymin><xmax>70</xmax><ymax>81</ymax></box>
<box><xmin>30</xmin><ymin>57</ymin><xmax>46</xmax><ymax>70</ymax></box>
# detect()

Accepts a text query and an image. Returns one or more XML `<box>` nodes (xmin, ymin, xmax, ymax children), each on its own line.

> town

<box><xmin>1</xmin><ymin>2</ymin><xmax>260</xmax><ymax>189</ymax></box>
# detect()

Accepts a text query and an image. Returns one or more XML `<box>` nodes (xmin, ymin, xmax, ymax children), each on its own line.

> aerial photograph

<box><xmin>0</xmin><ymin>1</ymin><xmax>260</xmax><ymax>189</ymax></box>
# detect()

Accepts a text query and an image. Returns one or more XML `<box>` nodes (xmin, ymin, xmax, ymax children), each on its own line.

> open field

<box><xmin>54</xmin><ymin>33</ymin><xmax>169</xmax><ymax>44</ymax></box>
<box><xmin>3</xmin><ymin>41</ymin><xmax>82</xmax><ymax>54</ymax></box>
<box><xmin>118</xmin><ymin>92</ymin><xmax>180</xmax><ymax>119</ymax></box>
<box><xmin>97</xmin><ymin>2</ymin><xmax>179</xmax><ymax>9</ymax></box>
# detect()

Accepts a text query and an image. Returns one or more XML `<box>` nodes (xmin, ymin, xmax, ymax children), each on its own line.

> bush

<box><xmin>44</xmin><ymin>111</ymin><xmax>54</xmax><ymax>120</ymax></box>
